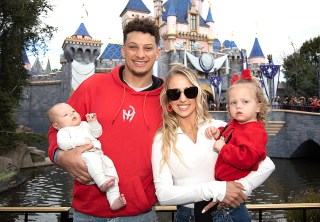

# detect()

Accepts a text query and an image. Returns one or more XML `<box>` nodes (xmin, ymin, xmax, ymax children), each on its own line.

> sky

<box><xmin>28</xmin><ymin>0</ymin><xmax>320</xmax><ymax>70</ymax></box>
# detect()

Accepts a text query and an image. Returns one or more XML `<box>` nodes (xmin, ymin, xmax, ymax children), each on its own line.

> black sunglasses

<box><xmin>166</xmin><ymin>86</ymin><xmax>198</xmax><ymax>101</ymax></box>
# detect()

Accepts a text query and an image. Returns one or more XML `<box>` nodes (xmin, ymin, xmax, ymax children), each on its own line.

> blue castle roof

<box><xmin>206</xmin><ymin>8</ymin><xmax>214</xmax><ymax>23</ymax></box>
<box><xmin>249</xmin><ymin>37</ymin><xmax>265</xmax><ymax>59</ymax></box>
<box><xmin>213</xmin><ymin>39</ymin><xmax>221</xmax><ymax>52</ymax></box>
<box><xmin>162</xmin><ymin>0</ymin><xmax>208</xmax><ymax>27</ymax></box>
<box><xmin>223</xmin><ymin>40</ymin><xmax>237</xmax><ymax>49</ymax></box>
<box><xmin>120</xmin><ymin>0</ymin><xmax>150</xmax><ymax>16</ymax></box>
<box><xmin>73</xmin><ymin>23</ymin><xmax>91</xmax><ymax>37</ymax></box>
<box><xmin>100</xmin><ymin>43</ymin><xmax>123</xmax><ymax>60</ymax></box>
<box><xmin>167</xmin><ymin>0</ymin><xmax>176</xmax><ymax>16</ymax></box>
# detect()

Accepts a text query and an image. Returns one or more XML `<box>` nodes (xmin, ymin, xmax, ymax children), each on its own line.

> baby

<box><xmin>47</xmin><ymin>103</ymin><xmax>126</xmax><ymax>210</ymax></box>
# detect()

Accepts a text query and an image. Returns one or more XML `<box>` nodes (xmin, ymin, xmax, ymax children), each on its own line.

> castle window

<box><xmin>190</xmin><ymin>15</ymin><xmax>196</xmax><ymax>31</ymax></box>
<box><xmin>190</xmin><ymin>40</ymin><xmax>195</xmax><ymax>51</ymax></box>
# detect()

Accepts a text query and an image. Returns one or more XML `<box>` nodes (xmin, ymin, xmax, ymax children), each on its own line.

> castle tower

<box><xmin>154</xmin><ymin>0</ymin><xmax>163</xmax><ymax>27</ymax></box>
<box><xmin>62</xmin><ymin>22</ymin><xmax>102</xmax><ymax>92</ymax></box>
<box><xmin>120</xmin><ymin>0</ymin><xmax>151</xmax><ymax>30</ymax></box>
<box><xmin>248</xmin><ymin>36</ymin><xmax>267</xmax><ymax>71</ymax></box>
<box><xmin>167</xmin><ymin>0</ymin><xmax>177</xmax><ymax>52</ymax></box>
<box><xmin>44</xmin><ymin>59</ymin><xmax>52</xmax><ymax>74</ymax></box>
<box><xmin>31</xmin><ymin>57</ymin><xmax>43</xmax><ymax>75</ymax></box>
<box><xmin>206</xmin><ymin>6</ymin><xmax>214</xmax><ymax>53</ymax></box>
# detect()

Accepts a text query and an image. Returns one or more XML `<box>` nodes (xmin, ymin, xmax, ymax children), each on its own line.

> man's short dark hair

<box><xmin>123</xmin><ymin>18</ymin><xmax>160</xmax><ymax>46</ymax></box>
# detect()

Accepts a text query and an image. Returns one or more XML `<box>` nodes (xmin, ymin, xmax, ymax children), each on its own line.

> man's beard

<box><xmin>128</xmin><ymin>66</ymin><xmax>150</xmax><ymax>78</ymax></box>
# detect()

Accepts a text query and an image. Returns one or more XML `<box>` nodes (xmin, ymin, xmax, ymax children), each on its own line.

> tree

<box><xmin>0</xmin><ymin>0</ymin><xmax>57</xmax><ymax>151</ymax></box>
<box><xmin>282</xmin><ymin>37</ymin><xmax>320</xmax><ymax>97</ymax></box>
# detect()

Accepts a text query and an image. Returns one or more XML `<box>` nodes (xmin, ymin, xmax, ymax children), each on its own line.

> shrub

<box><xmin>286</xmin><ymin>188</ymin><xmax>320</xmax><ymax>222</ymax></box>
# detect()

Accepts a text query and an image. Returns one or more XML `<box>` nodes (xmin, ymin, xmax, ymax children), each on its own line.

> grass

<box><xmin>0</xmin><ymin>169</ymin><xmax>17</xmax><ymax>182</ymax></box>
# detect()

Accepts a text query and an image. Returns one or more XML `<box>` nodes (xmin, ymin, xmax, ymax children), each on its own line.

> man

<box><xmin>48</xmin><ymin>18</ymin><xmax>247</xmax><ymax>221</ymax></box>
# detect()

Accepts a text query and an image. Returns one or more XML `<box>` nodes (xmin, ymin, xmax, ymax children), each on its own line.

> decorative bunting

<box><xmin>260</xmin><ymin>65</ymin><xmax>280</xmax><ymax>79</ymax></box>
<box><xmin>209</xmin><ymin>76</ymin><xmax>222</xmax><ymax>88</ymax></box>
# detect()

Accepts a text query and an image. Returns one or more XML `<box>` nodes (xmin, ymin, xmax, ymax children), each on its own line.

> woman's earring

<box><xmin>166</xmin><ymin>104</ymin><xmax>173</xmax><ymax>112</ymax></box>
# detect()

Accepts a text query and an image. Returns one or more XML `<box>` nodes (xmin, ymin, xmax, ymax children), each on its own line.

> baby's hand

<box><xmin>205</xmin><ymin>126</ymin><xmax>218</xmax><ymax>139</ymax></box>
<box><xmin>86</xmin><ymin>113</ymin><xmax>97</xmax><ymax>122</ymax></box>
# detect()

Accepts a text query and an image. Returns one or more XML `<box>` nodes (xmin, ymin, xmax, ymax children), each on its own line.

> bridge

<box><xmin>210</xmin><ymin>109</ymin><xmax>320</xmax><ymax>158</ymax></box>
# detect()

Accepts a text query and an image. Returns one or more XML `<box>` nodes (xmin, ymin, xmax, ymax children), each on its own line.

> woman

<box><xmin>152</xmin><ymin>64</ymin><xmax>275</xmax><ymax>222</ymax></box>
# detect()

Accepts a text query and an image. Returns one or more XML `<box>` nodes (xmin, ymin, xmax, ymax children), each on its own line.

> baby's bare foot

<box><xmin>110</xmin><ymin>194</ymin><xmax>126</xmax><ymax>210</ymax></box>
<box><xmin>99</xmin><ymin>178</ymin><xmax>115</xmax><ymax>192</ymax></box>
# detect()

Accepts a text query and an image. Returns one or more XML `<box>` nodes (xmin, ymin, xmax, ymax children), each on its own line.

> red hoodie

<box><xmin>48</xmin><ymin>65</ymin><xmax>163</xmax><ymax>217</ymax></box>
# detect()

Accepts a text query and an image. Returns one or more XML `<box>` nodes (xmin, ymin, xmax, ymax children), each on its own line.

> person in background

<box><xmin>205</xmin><ymin>69</ymin><xmax>272</xmax><ymax>221</ymax></box>
<box><xmin>48</xmin><ymin>18</ymin><xmax>163</xmax><ymax>221</ymax></box>
<box><xmin>47</xmin><ymin>103</ymin><xmax>126</xmax><ymax>210</ymax></box>
<box><xmin>152</xmin><ymin>65</ymin><xmax>275</xmax><ymax>222</ymax></box>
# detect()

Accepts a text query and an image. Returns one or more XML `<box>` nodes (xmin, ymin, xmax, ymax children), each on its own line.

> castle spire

<box><xmin>206</xmin><ymin>2</ymin><xmax>214</xmax><ymax>23</ymax></box>
<box><xmin>248</xmin><ymin>37</ymin><xmax>265</xmax><ymax>59</ymax></box>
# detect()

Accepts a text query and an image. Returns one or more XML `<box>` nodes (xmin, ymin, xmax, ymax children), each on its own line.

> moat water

<box><xmin>0</xmin><ymin>158</ymin><xmax>320</xmax><ymax>222</ymax></box>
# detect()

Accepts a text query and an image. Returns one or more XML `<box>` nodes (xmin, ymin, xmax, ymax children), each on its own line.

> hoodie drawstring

<box><xmin>112</xmin><ymin>86</ymin><xmax>126</xmax><ymax>125</ymax></box>
<box><xmin>143</xmin><ymin>92</ymin><xmax>150</xmax><ymax>131</ymax></box>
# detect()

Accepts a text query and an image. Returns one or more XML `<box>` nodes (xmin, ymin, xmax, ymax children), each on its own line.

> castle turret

<box><xmin>31</xmin><ymin>57</ymin><xmax>43</xmax><ymax>75</ymax></box>
<box><xmin>248</xmin><ymin>36</ymin><xmax>266</xmax><ymax>69</ymax></box>
<box><xmin>153</xmin><ymin>0</ymin><xmax>163</xmax><ymax>27</ymax></box>
<box><xmin>120</xmin><ymin>0</ymin><xmax>151</xmax><ymax>30</ymax></box>
<box><xmin>62</xmin><ymin>22</ymin><xmax>102</xmax><ymax>92</ymax></box>
<box><xmin>167</xmin><ymin>0</ymin><xmax>177</xmax><ymax>51</ymax></box>
<box><xmin>206</xmin><ymin>6</ymin><xmax>214</xmax><ymax>52</ymax></box>
<box><xmin>44</xmin><ymin>59</ymin><xmax>52</xmax><ymax>74</ymax></box>
<box><xmin>62</xmin><ymin>23</ymin><xmax>102</xmax><ymax>64</ymax></box>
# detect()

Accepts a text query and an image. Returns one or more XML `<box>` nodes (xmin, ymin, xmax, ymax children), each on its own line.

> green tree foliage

<box><xmin>282</xmin><ymin>36</ymin><xmax>320</xmax><ymax>97</ymax></box>
<box><xmin>0</xmin><ymin>0</ymin><xmax>56</xmax><ymax>151</ymax></box>
<box><xmin>286</xmin><ymin>188</ymin><xmax>320</xmax><ymax>221</ymax></box>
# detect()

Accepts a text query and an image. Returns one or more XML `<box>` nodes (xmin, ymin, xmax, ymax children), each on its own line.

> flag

<box><xmin>260</xmin><ymin>65</ymin><xmax>280</xmax><ymax>79</ymax></box>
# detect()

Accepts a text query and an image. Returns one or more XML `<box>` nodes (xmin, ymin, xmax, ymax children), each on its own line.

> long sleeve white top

<box><xmin>152</xmin><ymin>120</ymin><xmax>275</xmax><ymax>208</ymax></box>
<box><xmin>57</xmin><ymin>121</ymin><xmax>102</xmax><ymax>150</ymax></box>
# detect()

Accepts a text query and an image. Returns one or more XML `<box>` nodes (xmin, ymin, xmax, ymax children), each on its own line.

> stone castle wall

<box><xmin>14</xmin><ymin>65</ymin><xmax>72</xmax><ymax>133</ymax></box>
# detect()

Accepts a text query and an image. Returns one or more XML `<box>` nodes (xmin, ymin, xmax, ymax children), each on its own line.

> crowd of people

<box><xmin>272</xmin><ymin>95</ymin><xmax>319</xmax><ymax>112</ymax></box>
<box><xmin>209</xmin><ymin>95</ymin><xmax>319</xmax><ymax>112</ymax></box>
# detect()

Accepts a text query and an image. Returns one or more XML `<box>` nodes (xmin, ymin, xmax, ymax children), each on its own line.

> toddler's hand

<box><xmin>213</xmin><ymin>139</ymin><xmax>225</xmax><ymax>152</ymax></box>
<box><xmin>86</xmin><ymin>113</ymin><xmax>97</xmax><ymax>122</ymax></box>
<box><xmin>205</xmin><ymin>126</ymin><xmax>218</xmax><ymax>139</ymax></box>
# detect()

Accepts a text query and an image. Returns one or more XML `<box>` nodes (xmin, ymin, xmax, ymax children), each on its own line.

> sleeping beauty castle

<box><xmin>18</xmin><ymin>0</ymin><xmax>284</xmax><ymax>133</ymax></box>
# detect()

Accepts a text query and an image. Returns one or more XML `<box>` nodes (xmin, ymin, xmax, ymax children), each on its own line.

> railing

<box><xmin>155</xmin><ymin>203</ymin><xmax>320</xmax><ymax>222</ymax></box>
<box><xmin>0</xmin><ymin>203</ymin><xmax>320</xmax><ymax>222</ymax></box>
<box><xmin>0</xmin><ymin>207</ymin><xmax>71</xmax><ymax>222</ymax></box>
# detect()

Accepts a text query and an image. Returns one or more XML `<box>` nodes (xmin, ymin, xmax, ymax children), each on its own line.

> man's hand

<box><xmin>202</xmin><ymin>181</ymin><xmax>247</xmax><ymax>213</ymax></box>
<box><xmin>56</xmin><ymin>143</ymin><xmax>92</xmax><ymax>184</ymax></box>
<box><xmin>222</xmin><ymin>181</ymin><xmax>247</xmax><ymax>208</ymax></box>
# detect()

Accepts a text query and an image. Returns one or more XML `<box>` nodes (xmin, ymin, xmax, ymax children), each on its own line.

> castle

<box><xmin>17</xmin><ymin>0</ymin><xmax>279</xmax><ymax>133</ymax></box>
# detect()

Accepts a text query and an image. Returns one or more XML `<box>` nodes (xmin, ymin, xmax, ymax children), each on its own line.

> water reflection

<box><xmin>0</xmin><ymin>158</ymin><xmax>320</xmax><ymax>222</ymax></box>
<box><xmin>0</xmin><ymin>166</ymin><xmax>73</xmax><ymax>222</ymax></box>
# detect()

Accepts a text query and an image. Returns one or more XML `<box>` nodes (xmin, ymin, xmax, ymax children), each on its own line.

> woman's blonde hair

<box><xmin>156</xmin><ymin>64</ymin><xmax>211</xmax><ymax>171</ymax></box>
<box><xmin>226</xmin><ymin>77</ymin><xmax>271</xmax><ymax>125</ymax></box>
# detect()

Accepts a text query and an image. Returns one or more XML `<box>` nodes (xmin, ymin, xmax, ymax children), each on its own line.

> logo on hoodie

<box><xmin>123</xmin><ymin>105</ymin><xmax>135</xmax><ymax>122</ymax></box>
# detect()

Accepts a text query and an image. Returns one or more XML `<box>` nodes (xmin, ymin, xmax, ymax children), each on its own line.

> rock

<box><xmin>4</xmin><ymin>144</ymin><xmax>33</xmax><ymax>169</ymax></box>
<box><xmin>29</xmin><ymin>147</ymin><xmax>45</xmax><ymax>162</ymax></box>
<box><xmin>0</xmin><ymin>156</ymin><xmax>13</xmax><ymax>171</ymax></box>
